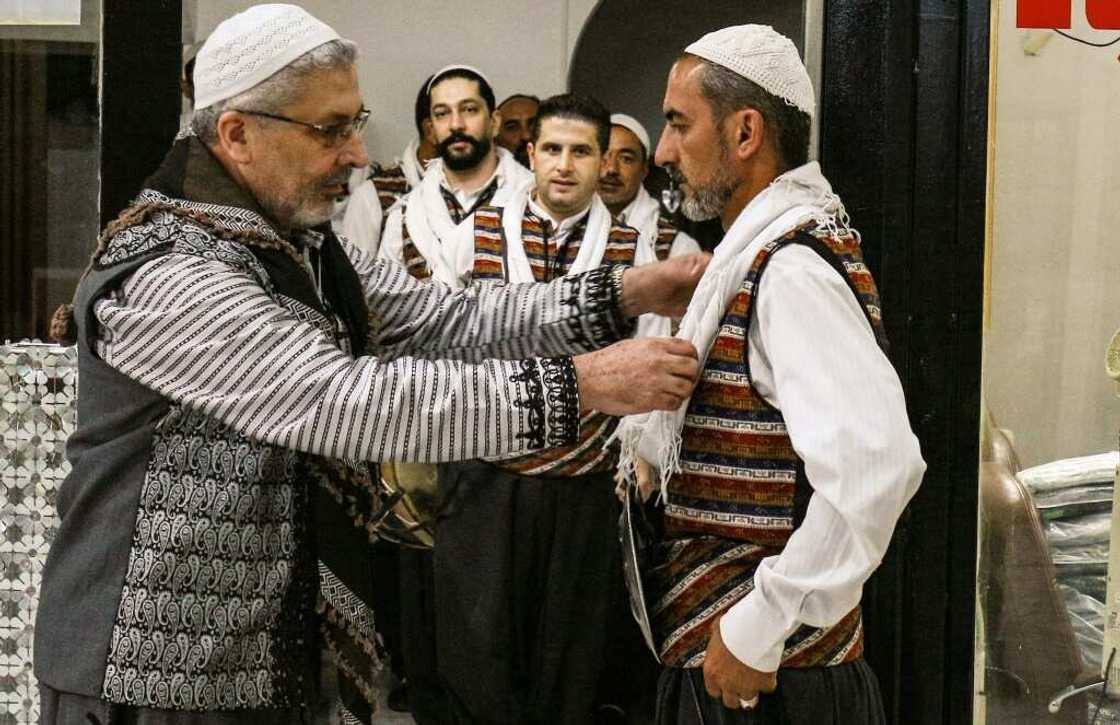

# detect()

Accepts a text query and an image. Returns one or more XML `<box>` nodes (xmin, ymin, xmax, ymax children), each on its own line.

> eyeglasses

<box><xmin>233</xmin><ymin>107</ymin><xmax>371</xmax><ymax>147</ymax></box>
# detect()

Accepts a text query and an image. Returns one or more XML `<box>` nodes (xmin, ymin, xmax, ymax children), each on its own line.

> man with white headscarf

<box><xmin>378</xmin><ymin>65</ymin><xmax>533</xmax><ymax>286</ymax></box>
<box><xmin>338</xmin><ymin>76</ymin><xmax>438</xmax><ymax>255</ymax></box>
<box><xmin>599</xmin><ymin>112</ymin><xmax>701</xmax><ymax>339</ymax></box>
<box><xmin>32</xmin><ymin>5</ymin><xmax>710</xmax><ymax>724</ymax></box>
<box><xmin>613</xmin><ymin>25</ymin><xmax>925</xmax><ymax>724</ymax></box>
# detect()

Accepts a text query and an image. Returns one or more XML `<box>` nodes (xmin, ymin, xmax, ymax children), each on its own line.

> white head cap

<box><xmin>610</xmin><ymin>114</ymin><xmax>651</xmax><ymax>156</ymax></box>
<box><xmin>193</xmin><ymin>4</ymin><xmax>341</xmax><ymax>110</ymax></box>
<box><xmin>684</xmin><ymin>24</ymin><xmax>814</xmax><ymax>117</ymax></box>
<box><xmin>427</xmin><ymin>64</ymin><xmax>494</xmax><ymax>96</ymax></box>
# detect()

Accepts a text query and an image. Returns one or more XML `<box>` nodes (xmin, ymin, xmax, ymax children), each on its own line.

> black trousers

<box><xmin>655</xmin><ymin>659</ymin><xmax>887</xmax><ymax>725</ymax></box>
<box><xmin>399</xmin><ymin>546</ymin><xmax>448</xmax><ymax>725</ymax></box>
<box><xmin>433</xmin><ymin>461</ymin><xmax>652</xmax><ymax>724</ymax></box>
<box><xmin>38</xmin><ymin>685</ymin><xmax>310</xmax><ymax>725</ymax></box>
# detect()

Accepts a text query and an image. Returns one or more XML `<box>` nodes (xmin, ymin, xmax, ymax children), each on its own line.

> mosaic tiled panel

<box><xmin>0</xmin><ymin>343</ymin><xmax>76</xmax><ymax>724</ymax></box>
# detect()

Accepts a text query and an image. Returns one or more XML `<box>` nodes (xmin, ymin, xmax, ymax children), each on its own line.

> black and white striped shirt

<box><xmin>93</xmin><ymin>240</ymin><xmax>625</xmax><ymax>464</ymax></box>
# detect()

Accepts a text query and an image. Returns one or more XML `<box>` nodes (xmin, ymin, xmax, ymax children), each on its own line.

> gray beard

<box><xmin>256</xmin><ymin>186</ymin><xmax>336</xmax><ymax>231</ymax></box>
<box><xmin>680</xmin><ymin>174</ymin><xmax>734</xmax><ymax>222</ymax></box>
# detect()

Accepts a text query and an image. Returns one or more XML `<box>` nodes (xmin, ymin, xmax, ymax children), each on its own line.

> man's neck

<box><xmin>604</xmin><ymin>197</ymin><xmax>628</xmax><ymax>218</ymax></box>
<box><xmin>443</xmin><ymin>150</ymin><xmax>499</xmax><ymax>195</ymax></box>
<box><xmin>720</xmin><ymin>169</ymin><xmax>782</xmax><ymax>230</ymax></box>
<box><xmin>531</xmin><ymin>191</ymin><xmax>592</xmax><ymax>227</ymax></box>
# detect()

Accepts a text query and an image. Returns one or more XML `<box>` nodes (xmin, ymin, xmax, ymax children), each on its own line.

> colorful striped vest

<box><xmin>645</xmin><ymin>227</ymin><xmax>887</xmax><ymax>669</ymax></box>
<box><xmin>654</xmin><ymin>213</ymin><xmax>681</xmax><ymax>262</ymax></box>
<box><xmin>396</xmin><ymin>179</ymin><xmax>500</xmax><ymax>282</ymax></box>
<box><xmin>471</xmin><ymin>203</ymin><xmax>639</xmax><ymax>476</ymax></box>
<box><xmin>368</xmin><ymin>163</ymin><xmax>411</xmax><ymax>216</ymax></box>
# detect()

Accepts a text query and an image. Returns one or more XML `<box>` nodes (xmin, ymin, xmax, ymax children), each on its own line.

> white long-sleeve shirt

<box><xmin>718</xmin><ymin>244</ymin><xmax>926</xmax><ymax>672</ymax></box>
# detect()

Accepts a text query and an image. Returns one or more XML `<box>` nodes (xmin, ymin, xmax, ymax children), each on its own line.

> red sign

<box><xmin>1018</xmin><ymin>0</ymin><xmax>1120</xmax><ymax>29</ymax></box>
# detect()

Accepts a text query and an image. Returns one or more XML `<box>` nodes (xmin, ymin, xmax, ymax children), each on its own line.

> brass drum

<box><xmin>377</xmin><ymin>462</ymin><xmax>440</xmax><ymax>548</ymax></box>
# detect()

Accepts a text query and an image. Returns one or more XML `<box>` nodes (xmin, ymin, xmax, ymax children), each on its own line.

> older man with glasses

<box><xmin>34</xmin><ymin>5</ymin><xmax>709</xmax><ymax>725</ymax></box>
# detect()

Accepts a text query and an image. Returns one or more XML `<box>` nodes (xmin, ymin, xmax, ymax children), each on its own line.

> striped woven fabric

<box><xmin>647</xmin><ymin>227</ymin><xmax>885</xmax><ymax>668</ymax></box>
<box><xmin>395</xmin><ymin>178</ymin><xmax>501</xmax><ymax>282</ymax></box>
<box><xmin>654</xmin><ymin>213</ymin><xmax>680</xmax><ymax>262</ymax></box>
<box><xmin>471</xmin><ymin>204</ymin><xmax>640</xmax><ymax>476</ymax></box>
<box><xmin>368</xmin><ymin>163</ymin><xmax>411</xmax><ymax>216</ymax></box>
<box><xmin>399</xmin><ymin>233</ymin><xmax>432</xmax><ymax>280</ymax></box>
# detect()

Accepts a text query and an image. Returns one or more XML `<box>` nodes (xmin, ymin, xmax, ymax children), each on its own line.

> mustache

<box><xmin>438</xmin><ymin>131</ymin><xmax>481</xmax><ymax>152</ymax></box>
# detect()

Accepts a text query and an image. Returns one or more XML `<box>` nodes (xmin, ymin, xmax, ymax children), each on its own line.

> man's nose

<box><xmin>654</xmin><ymin>129</ymin><xmax>675</xmax><ymax>168</ymax></box>
<box><xmin>340</xmin><ymin>131</ymin><xmax>369</xmax><ymax>169</ymax></box>
<box><xmin>557</xmin><ymin>149</ymin><xmax>574</xmax><ymax>172</ymax></box>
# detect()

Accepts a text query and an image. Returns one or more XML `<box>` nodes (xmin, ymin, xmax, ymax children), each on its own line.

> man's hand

<box><xmin>702</xmin><ymin>615</ymin><xmax>778</xmax><ymax>710</ymax></box>
<box><xmin>573</xmin><ymin>337</ymin><xmax>699</xmax><ymax>416</ymax></box>
<box><xmin>620</xmin><ymin>253</ymin><xmax>710</xmax><ymax>319</ymax></box>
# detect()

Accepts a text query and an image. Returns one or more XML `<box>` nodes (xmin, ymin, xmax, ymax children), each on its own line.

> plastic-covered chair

<box><xmin>979</xmin><ymin>457</ymin><xmax>1088</xmax><ymax>724</ymax></box>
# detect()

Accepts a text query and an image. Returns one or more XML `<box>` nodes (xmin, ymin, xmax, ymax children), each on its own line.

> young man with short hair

<box><xmin>433</xmin><ymin>93</ymin><xmax>654</xmax><ymax>724</ymax></box>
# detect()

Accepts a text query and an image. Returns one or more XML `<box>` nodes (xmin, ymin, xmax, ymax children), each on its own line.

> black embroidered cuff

<box><xmin>539</xmin><ymin>356</ymin><xmax>579</xmax><ymax>448</ymax></box>
<box><xmin>558</xmin><ymin>265</ymin><xmax>635</xmax><ymax>352</ymax></box>
<box><xmin>510</xmin><ymin>357</ymin><xmax>579</xmax><ymax>449</ymax></box>
<box><xmin>510</xmin><ymin>359</ymin><xmax>546</xmax><ymax>449</ymax></box>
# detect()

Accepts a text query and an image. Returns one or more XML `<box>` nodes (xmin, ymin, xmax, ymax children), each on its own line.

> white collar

<box><xmin>527</xmin><ymin>194</ymin><xmax>592</xmax><ymax>236</ymax></box>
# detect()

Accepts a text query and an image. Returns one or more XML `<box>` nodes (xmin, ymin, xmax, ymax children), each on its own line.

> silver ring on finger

<box><xmin>739</xmin><ymin>695</ymin><xmax>759</xmax><ymax>709</ymax></box>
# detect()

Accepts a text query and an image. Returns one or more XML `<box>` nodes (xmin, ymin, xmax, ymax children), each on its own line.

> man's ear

<box><xmin>216</xmin><ymin>110</ymin><xmax>253</xmax><ymax>163</ymax></box>
<box><xmin>526</xmin><ymin>141</ymin><xmax>536</xmax><ymax>171</ymax></box>
<box><xmin>489</xmin><ymin>108</ymin><xmax>502</xmax><ymax>140</ymax></box>
<box><xmin>421</xmin><ymin>118</ymin><xmax>436</xmax><ymax>146</ymax></box>
<box><xmin>729</xmin><ymin>108</ymin><xmax>766</xmax><ymax>163</ymax></box>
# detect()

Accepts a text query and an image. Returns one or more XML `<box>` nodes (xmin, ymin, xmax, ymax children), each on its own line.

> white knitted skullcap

<box><xmin>193</xmin><ymin>4</ymin><xmax>341</xmax><ymax>110</ymax></box>
<box><xmin>610</xmin><ymin>114</ymin><xmax>651</xmax><ymax>155</ymax></box>
<box><xmin>427</xmin><ymin>64</ymin><xmax>494</xmax><ymax>95</ymax></box>
<box><xmin>685</xmin><ymin>24</ymin><xmax>815</xmax><ymax>117</ymax></box>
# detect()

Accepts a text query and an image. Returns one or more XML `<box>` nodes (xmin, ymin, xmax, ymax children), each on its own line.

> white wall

<box><xmin>185</xmin><ymin>1</ymin><xmax>599</xmax><ymax>163</ymax></box>
<box><xmin>984</xmin><ymin>1</ymin><xmax>1120</xmax><ymax>467</ymax></box>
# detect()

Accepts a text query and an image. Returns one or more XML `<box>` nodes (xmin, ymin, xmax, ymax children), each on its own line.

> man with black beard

<box><xmin>379</xmin><ymin>65</ymin><xmax>532</xmax><ymax>284</ymax></box>
<box><xmin>376</xmin><ymin>64</ymin><xmax>533</xmax><ymax>724</ymax></box>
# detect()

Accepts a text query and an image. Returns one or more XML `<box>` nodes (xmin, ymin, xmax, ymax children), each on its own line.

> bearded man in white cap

<box><xmin>31</xmin><ymin>5</ymin><xmax>711</xmax><ymax>724</ymax></box>
<box><xmin>614</xmin><ymin>24</ymin><xmax>926</xmax><ymax>724</ymax></box>
<box><xmin>378</xmin><ymin>65</ymin><xmax>533</xmax><ymax>286</ymax></box>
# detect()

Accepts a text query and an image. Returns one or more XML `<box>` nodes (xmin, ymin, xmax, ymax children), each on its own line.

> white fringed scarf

<box><xmin>625</xmin><ymin>187</ymin><xmax>674</xmax><ymax>339</ymax></box>
<box><xmin>399</xmin><ymin>138</ymin><xmax>426</xmax><ymax>188</ymax></box>
<box><xmin>611</xmin><ymin>162</ymin><xmax>857</xmax><ymax>497</ymax></box>
<box><xmin>403</xmin><ymin>147</ymin><xmax>529</xmax><ymax>287</ymax></box>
